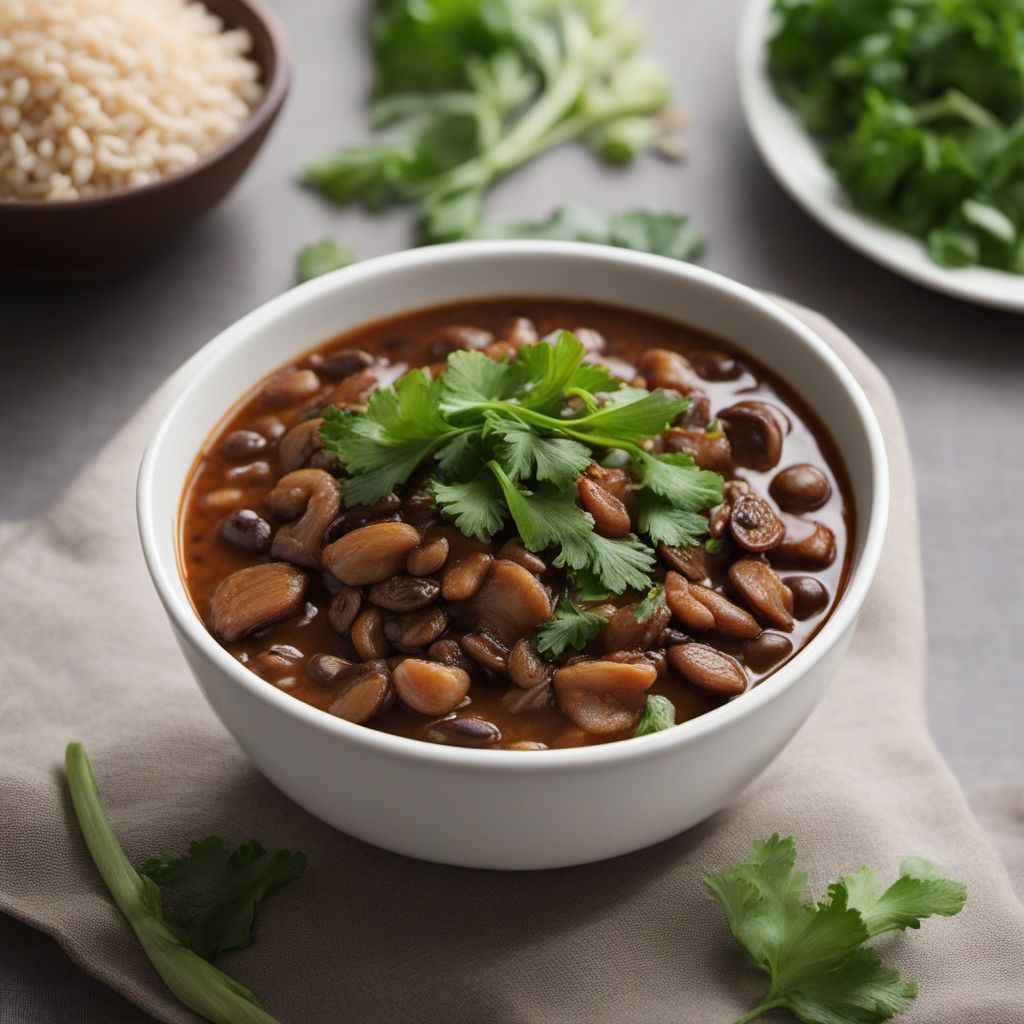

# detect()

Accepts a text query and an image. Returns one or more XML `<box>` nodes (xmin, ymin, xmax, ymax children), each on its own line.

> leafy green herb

<box><xmin>632</xmin><ymin>694</ymin><xmax>675</xmax><ymax>736</ymax></box>
<box><xmin>536</xmin><ymin>598</ymin><xmax>608</xmax><ymax>658</ymax></box>
<box><xmin>769</xmin><ymin>0</ymin><xmax>1024</xmax><ymax>273</ymax></box>
<box><xmin>705</xmin><ymin>537</ymin><xmax>726</xmax><ymax>555</ymax></box>
<box><xmin>320</xmin><ymin>331</ymin><xmax>723</xmax><ymax>593</ymax></box>
<box><xmin>141</xmin><ymin>839</ymin><xmax>306</xmax><ymax>961</ymax></box>
<box><xmin>305</xmin><ymin>0</ymin><xmax>679</xmax><ymax>243</ymax></box>
<box><xmin>65</xmin><ymin>743</ymin><xmax>288</xmax><ymax>1024</ymax></box>
<box><xmin>297</xmin><ymin>239</ymin><xmax>355</xmax><ymax>281</ymax></box>
<box><xmin>632</xmin><ymin>583</ymin><xmax>665</xmax><ymax>622</ymax></box>
<box><xmin>706</xmin><ymin>834</ymin><xmax>967</xmax><ymax>1024</ymax></box>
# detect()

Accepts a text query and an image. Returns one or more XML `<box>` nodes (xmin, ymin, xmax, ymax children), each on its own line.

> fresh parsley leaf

<box><xmin>440</xmin><ymin>349</ymin><xmax>524</xmax><ymax>413</ymax></box>
<box><xmin>431</xmin><ymin>472</ymin><xmax>506</xmax><ymax>540</ymax></box>
<box><xmin>492</xmin><ymin>416</ymin><xmax>593</xmax><ymax>488</ymax></box>
<box><xmin>577</xmin><ymin>389</ymin><xmax>690</xmax><ymax>441</ymax></box>
<box><xmin>706</xmin><ymin>835</ymin><xmax>967</xmax><ymax>1024</ymax></box>
<box><xmin>632</xmin><ymin>450</ymin><xmax>725</xmax><ymax>512</ymax></box>
<box><xmin>141</xmin><ymin>838</ymin><xmax>306</xmax><ymax>960</ymax></box>
<box><xmin>535</xmin><ymin>598</ymin><xmax>607</xmax><ymax>658</ymax></box>
<box><xmin>515</xmin><ymin>331</ymin><xmax>591</xmax><ymax>414</ymax></box>
<box><xmin>637</xmin><ymin>491</ymin><xmax>710</xmax><ymax>548</ymax></box>
<box><xmin>632</xmin><ymin>694</ymin><xmax>675</xmax><ymax>736</ymax></box>
<box><xmin>297</xmin><ymin>239</ymin><xmax>355</xmax><ymax>282</ymax></box>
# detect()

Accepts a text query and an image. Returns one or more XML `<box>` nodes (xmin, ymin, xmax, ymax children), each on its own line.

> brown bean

<box><xmin>392</xmin><ymin>659</ymin><xmax>471</xmax><ymax>716</ymax></box>
<box><xmin>407</xmin><ymin>534</ymin><xmax>450</xmax><ymax>576</ymax></box>
<box><xmin>482</xmin><ymin>340</ymin><xmax>516</xmax><ymax>362</ymax></box>
<box><xmin>351</xmin><ymin>607</ymin><xmax>389</xmax><ymax>661</ymax></box>
<box><xmin>505</xmin><ymin>740</ymin><xmax>548</xmax><ymax>750</ymax></box>
<box><xmin>743</xmin><ymin>633</ymin><xmax>793</xmax><ymax>673</ymax></box>
<box><xmin>326</xmin><ymin>493</ymin><xmax>403</xmax><ymax>540</ymax></box>
<box><xmin>209</xmin><ymin>563</ymin><xmax>308</xmax><ymax>643</ymax></box>
<box><xmin>278</xmin><ymin>418</ymin><xmax>325</xmax><ymax>473</ymax></box>
<box><xmin>718</xmin><ymin>401</ymin><xmax>787</xmax><ymax>471</ymax></box>
<box><xmin>773</xmin><ymin>517</ymin><xmax>836</xmax><ymax>568</ymax></box>
<box><xmin>572</xmin><ymin>326</ymin><xmax>606</xmax><ymax>353</ymax></box>
<box><xmin>668</xmin><ymin>643</ymin><xmax>747</xmax><ymax>695</ymax></box>
<box><xmin>328</xmin><ymin>368</ymin><xmax>380</xmax><ymax>409</ymax></box>
<box><xmin>730</xmin><ymin>493</ymin><xmax>785</xmax><ymax>552</ymax></box>
<box><xmin>441</xmin><ymin>550</ymin><xmax>493</xmax><ymax>601</ymax></box>
<box><xmin>502</xmin><ymin>681</ymin><xmax>554</xmax><ymax>715</ymax></box>
<box><xmin>328</xmin><ymin>661</ymin><xmax>393</xmax><ymax>724</ymax></box>
<box><xmin>460</xmin><ymin>632</ymin><xmax>509</xmax><ymax>675</ymax></box>
<box><xmin>770</xmin><ymin>464</ymin><xmax>831</xmax><ymax>513</ymax></box>
<box><xmin>263</xmin><ymin>368</ymin><xmax>321</xmax><ymax>406</ymax></box>
<box><xmin>658</xmin><ymin>542</ymin><xmax>709</xmax><ymax>582</ymax></box>
<box><xmin>202</xmin><ymin>488</ymin><xmax>245</xmax><ymax>510</ymax></box>
<box><xmin>252</xmin><ymin>644</ymin><xmax>302</xmax><ymax>680</ymax></box>
<box><xmin>689</xmin><ymin>349</ymin><xmax>741</xmax><ymax>381</ymax></box>
<box><xmin>219</xmin><ymin>509</ymin><xmax>272</xmax><ymax>553</ymax></box>
<box><xmin>431</xmin><ymin>325</ymin><xmax>494</xmax><ymax>358</ymax></box>
<box><xmin>307</xmin><ymin>653</ymin><xmax>352</xmax><ymax>685</ymax></box>
<box><xmin>266</xmin><ymin>469</ymin><xmax>341</xmax><ymax>570</ymax></box>
<box><xmin>688</xmin><ymin>584</ymin><xmax>762</xmax><ymax>639</ymax></box>
<box><xmin>369</xmin><ymin>575</ymin><xmax>440</xmax><ymax>612</ymax></box>
<box><xmin>462</xmin><ymin>559</ymin><xmax>552</xmax><ymax>643</ymax></box>
<box><xmin>507</xmin><ymin>639</ymin><xmax>552</xmax><ymax>690</ymax></box>
<box><xmin>324</xmin><ymin>521</ymin><xmax>420</xmax><ymax>586</ymax></box>
<box><xmin>605</xmin><ymin>649</ymin><xmax>668</xmax><ymax>680</ymax></box>
<box><xmin>427</xmin><ymin>638</ymin><xmax>472</xmax><ymax>673</ymax></box>
<box><xmin>601</xmin><ymin>598</ymin><xmax>670</xmax><ymax>652</ymax></box>
<box><xmin>504</xmin><ymin>316</ymin><xmax>538</xmax><ymax>347</ymax></box>
<box><xmin>226</xmin><ymin>461</ymin><xmax>272</xmax><ymax>483</ymax></box>
<box><xmin>661</xmin><ymin>426</ymin><xmax>733</xmax><ymax>474</ymax></box>
<box><xmin>310</xmin><ymin>347</ymin><xmax>374</xmax><ymax>380</ymax></box>
<box><xmin>384</xmin><ymin>608</ymin><xmax>448</xmax><ymax>653</ymax></box>
<box><xmin>783</xmin><ymin>576</ymin><xmax>830</xmax><ymax>619</ymax></box>
<box><xmin>553</xmin><ymin>659</ymin><xmax>657</xmax><ymax>735</ymax></box>
<box><xmin>426</xmin><ymin>717</ymin><xmax>502</xmax><ymax>748</ymax></box>
<box><xmin>665</xmin><ymin>571</ymin><xmax>715</xmax><ymax>632</ymax></box>
<box><xmin>638</xmin><ymin>348</ymin><xmax>702</xmax><ymax>394</ymax></box>
<box><xmin>327</xmin><ymin>586</ymin><xmax>362</xmax><ymax>635</ymax></box>
<box><xmin>496</xmin><ymin>538</ymin><xmax>546</xmax><ymax>574</ymax></box>
<box><xmin>219</xmin><ymin>429</ymin><xmax>268</xmax><ymax>460</ymax></box>
<box><xmin>708</xmin><ymin>503</ymin><xmax>731</xmax><ymax>539</ymax></box>
<box><xmin>729</xmin><ymin>559</ymin><xmax>794</xmax><ymax>630</ymax></box>
<box><xmin>578</xmin><ymin>475</ymin><xmax>631</xmax><ymax>538</ymax></box>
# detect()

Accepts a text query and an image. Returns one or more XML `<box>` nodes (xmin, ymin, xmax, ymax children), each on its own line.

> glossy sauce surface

<box><xmin>180</xmin><ymin>299</ymin><xmax>853</xmax><ymax>749</ymax></box>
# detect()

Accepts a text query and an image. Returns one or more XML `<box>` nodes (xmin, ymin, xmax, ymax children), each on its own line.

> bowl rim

<box><xmin>138</xmin><ymin>240</ymin><xmax>890</xmax><ymax>774</ymax></box>
<box><xmin>0</xmin><ymin>0</ymin><xmax>290</xmax><ymax>214</ymax></box>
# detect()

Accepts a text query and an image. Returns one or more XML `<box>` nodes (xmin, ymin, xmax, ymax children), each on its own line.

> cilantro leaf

<box><xmin>576</xmin><ymin>389</ymin><xmax>690</xmax><ymax>441</ymax></box>
<box><xmin>632</xmin><ymin>694</ymin><xmax>675</xmax><ymax>736</ymax></box>
<box><xmin>492</xmin><ymin>416</ymin><xmax>593</xmax><ymax>488</ymax></box>
<box><xmin>633</xmin><ymin>583</ymin><xmax>665</xmax><ymax>623</ymax></box>
<box><xmin>431</xmin><ymin>472</ymin><xmax>506</xmax><ymax>540</ymax></box>
<box><xmin>515</xmin><ymin>331</ymin><xmax>590</xmax><ymax>413</ymax></box>
<box><xmin>632</xmin><ymin>450</ymin><xmax>725</xmax><ymax>512</ymax></box>
<box><xmin>140</xmin><ymin>837</ymin><xmax>306</xmax><ymax>961</ymax></box>
<box><xmin>637</xmin><ymin>491</ymin><xmax>710</xmax><ymax>547</ymax></box>
<box><xmin>706</xmin><ymin>835</ymin><xmax>967</xmax><ymax>1024</ymax></box>
<box><xmin>439</xmin><ymin>349</ymin><xmax>525</xmax><ymax>413</ymax></box>
<box><xmin>297</xmin><ymin>239</ymin><xmax>355</xmax><ymax>281</ymax></box>
<box><xmin>535</xmin><ymin>599</ymin><xmax>606</xmax><ymax>658</ymax></box>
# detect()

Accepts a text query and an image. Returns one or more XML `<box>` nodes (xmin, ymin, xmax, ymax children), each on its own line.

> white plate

<box><xmin>738</xmin><ymin>0</ymin><xmax>1024</xmax><ymax>313</ymax></box>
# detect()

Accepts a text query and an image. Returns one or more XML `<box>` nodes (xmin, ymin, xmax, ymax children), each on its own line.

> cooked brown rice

<box><xmin>0</xmin><ymin>0</ymin><xmax>264</xmax><ymax>201</ymax></box>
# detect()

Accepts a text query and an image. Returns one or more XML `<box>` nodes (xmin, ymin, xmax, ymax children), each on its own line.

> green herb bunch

<box><xmin>770</xmin><ymin>0</ymin><xmax>1024</xmax><ymax>272</ymax></box>
<box><xmin>319</xmin><ymin>331</ymin><xmax>724</xmax><ymax>597</ymax></box>
<box><xmin>305</xmin><ymin>0</ymin><xmax>676</xmax><ymax>243</ymax></box>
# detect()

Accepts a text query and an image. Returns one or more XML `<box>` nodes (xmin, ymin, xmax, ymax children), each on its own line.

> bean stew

<box><xmin>181</xmin><ymin>299</ymin><xmax>853</xmax><ymax>750</ymax></box>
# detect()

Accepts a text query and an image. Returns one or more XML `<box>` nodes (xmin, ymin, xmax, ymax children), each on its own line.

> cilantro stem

<box><xmin>732</xmin><ymin>998</ymin><xmax>787</xmax><ymax>1024</ymax></box>
<box><xmin>65</xmin><ymin>743</ymin><xmax>282</xmax><ymax>1024</ymax></box>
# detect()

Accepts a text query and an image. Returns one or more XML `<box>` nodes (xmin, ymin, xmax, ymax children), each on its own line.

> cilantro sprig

<box><xmin>320</xmin><ymin>332</ymin><xmax>724</xmax><ymax>594</ymax></box>
<box><xmin>706</xmin><ymin>835</ymin><xmax>967</xmax><ymax>1024</ymax></box>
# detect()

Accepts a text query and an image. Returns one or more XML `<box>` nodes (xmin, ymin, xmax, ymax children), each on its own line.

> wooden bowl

<box><xmin>0</xmin><ymin>0</ymin><xmax>290</xmax><ymax>280</ymax></box>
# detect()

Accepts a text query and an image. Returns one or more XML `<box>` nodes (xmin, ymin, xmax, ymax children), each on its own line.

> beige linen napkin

<box><xmin>1</xmin><ymin>300</ymin><xmax>1022</xmax><ymax>1024</ymax></box>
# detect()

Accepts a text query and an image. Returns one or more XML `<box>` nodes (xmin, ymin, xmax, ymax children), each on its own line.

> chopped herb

<box><xmin>632</xmin><ymin>583</ymin><xmax>665</xmax><ymax>622</ymax></box>
<box><xmin>296</xmin><ymin>239</ymin><xmax>355</xmax><ymax>281</ymax></box>
<box><xmin>632</xmin><ymin>694</ymin><xmax>675</xmax><ymax>736</ymax></box>
<box><xmin>536</xmin><ymin>598</ymin><xmax>607</xmax><ymax>658</ymax></box>
<box><xmin>706</xmin><ymin>835</ymin><xmax>967</xmax><ymax>1024</ymax></box>
<box><xmin>141</xmin><ymin>839</ymin><xmax>306</xmax><ymax>960</ymax></box>
<box><xmin>705</xmin><ymin>417</ymin><xmax>720</xmax><ymax>435</ymax></box>
<box><xmin>65</xmin><ymin>743</ymin><xmax>290</xmax><ymax>1024</ymax></box>
<box><xmin>320</xmin><ymin>331</ymin><xmax>724</xmax><ymax>593</ymax></box>
<box><xmin>705</xmin><ymin>537</ymin><xmax>725</xmax><ymax>555</ymax></box>
<box><xmin>305</xmin><ymin>1</ymin><xmax>680</xmax><ymax>243</ymax></box>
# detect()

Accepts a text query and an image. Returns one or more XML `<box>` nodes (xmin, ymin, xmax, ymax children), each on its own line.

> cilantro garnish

<box><xmin>297</xmin><ymin>239</ymin><xmax>355</xmax><ymax>281</ymax></box>
<box><xmin>706</xmin><ymin>835</ymin><xmax>967</xmax><ymax>1024</ymax></box>
<box><xmin>536</xmin><ymin>598</ymin><xmax>608</xmax><ymax>658</ymax></box>
<box><xmin>141</xmin><ymin>838</ymin><xmax>307</xmax><ymax>960</ymax></box>
<box><xmin>320</xmin><ymin>331</ymin><xmax>724</xmax><ymax>594</ymax></box>
<box><xmin>632</xmin><ymin>694</ymin><xmax>675</xmax><ymax>736</ymax></box>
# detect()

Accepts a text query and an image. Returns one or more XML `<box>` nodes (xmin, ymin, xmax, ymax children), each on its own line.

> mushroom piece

<box><xmin>462</xmin><ymin>558</ymin><xmax>553</xmax><ymax>645</ymax></box>
<box><xmin>265</xmin><ymin>469</ymin><xmax>341</xmax><ymax>570</ymax></box>
<box><xmin>717</xmin><ymin>401</ymin><xmax>787</xmax><ymax>471</ymax></box>
<box><xmin>323</xmin><ymin>521</ymin><xmax>421</xmax><ymax>586</ymax></box>
<box><xmin>729</xmin><ymin>493</ymin><xmax>785</xmax><ymax>553</ymax></box>
<box><xmin>208</xmin><ymin>562</ymin><xmax>308</xmax><ymax>643</ymax></box>
<box><xmin>553</xmin><ymin>660</ymin><xmax>657</xmax><ymax>735</ymax></box>
<box><xmin>278</xmin><ymin>418</ymin><xmax>326</xmax><ymax>473</ymax></box>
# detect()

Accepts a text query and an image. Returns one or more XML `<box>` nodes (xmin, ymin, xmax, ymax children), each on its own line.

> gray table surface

<box><xmin>2</xmin><ymin>0</ymin><xmax>1022</xmax><ymax>1019</ymax></box>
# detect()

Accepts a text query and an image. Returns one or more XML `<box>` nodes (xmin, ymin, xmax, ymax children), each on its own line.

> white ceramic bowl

<box><xmin>138</xmin><ymin>241</ymin><xmax>888</xmax><ymax>870</ymax></box>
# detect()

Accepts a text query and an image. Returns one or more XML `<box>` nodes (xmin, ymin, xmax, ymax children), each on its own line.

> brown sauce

<box><xmin>180</xmin><ymin>299</ymin><xmax>853</xmax><ymax>750</ymax></box>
